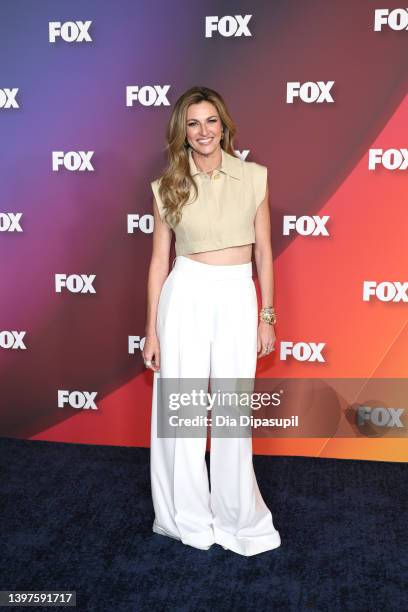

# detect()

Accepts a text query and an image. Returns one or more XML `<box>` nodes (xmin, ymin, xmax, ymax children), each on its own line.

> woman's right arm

<box><xmin>142</xmin><ymin>195</ymin><xmax>172</xmax><ymax>371</ymax></box>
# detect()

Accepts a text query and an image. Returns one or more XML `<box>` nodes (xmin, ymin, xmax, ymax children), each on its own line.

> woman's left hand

<box><xmin>257</xmin><ymin>320</ymin><xmax>276</xmax><ymax>358</ymax></box>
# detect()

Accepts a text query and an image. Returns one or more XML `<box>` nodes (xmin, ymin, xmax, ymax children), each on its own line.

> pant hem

<box><xmin>152</xmin><ymin>521</ymin><xmax>180</xmax><ymax>541</ymax></box>
<box><xmin>153</xmin><ymin>521</ymin><xmax>215</xmax><ymax>549</ymax></box>
<box><xmin>213</xmin><ymin>525</ymin><xmax>281</xmax><ymax>556</ymax></box>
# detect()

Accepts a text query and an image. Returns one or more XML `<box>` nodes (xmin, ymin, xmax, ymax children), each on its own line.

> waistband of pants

<box><xmin>171</xmin><ymin>255</ymin><xmax>253</xmax><ymax>280</ymax></box>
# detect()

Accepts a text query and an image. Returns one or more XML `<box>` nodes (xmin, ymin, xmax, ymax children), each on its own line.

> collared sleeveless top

<box><xmin>150</xmin><ymin>146</ymin><xmax>267</xmax><ymax>256</ymax></box>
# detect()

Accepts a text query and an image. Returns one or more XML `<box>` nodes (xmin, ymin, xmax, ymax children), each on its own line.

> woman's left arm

<box><xmin>253</xmin><ymin>181</ymin><xmax>276</xmax><ymax>358</ymax></box>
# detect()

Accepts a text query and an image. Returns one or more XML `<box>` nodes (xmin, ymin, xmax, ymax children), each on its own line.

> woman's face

<box><xmin>185</xmin><ymin>101</ymin><xmax>223</xmax><ymax>155</ymax></box>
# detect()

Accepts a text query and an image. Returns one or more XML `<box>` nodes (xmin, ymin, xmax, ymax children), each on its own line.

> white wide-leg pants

<box><xmin>150</xmin><ymin>255</ymin><xmax>281</xmax><ymax>556</ymax></box>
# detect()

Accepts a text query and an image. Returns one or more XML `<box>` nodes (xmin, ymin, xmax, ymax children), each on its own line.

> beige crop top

<box><xmin>150</xmin><ymin>146</ymin><xmax>267</xmax><ymax>256</ymax></box>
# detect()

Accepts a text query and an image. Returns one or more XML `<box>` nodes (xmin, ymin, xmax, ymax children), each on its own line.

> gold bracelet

<box><xmin>259</xmin><ymin>306</ymin><xmax>276</xmax><ymax>325</ymax></box>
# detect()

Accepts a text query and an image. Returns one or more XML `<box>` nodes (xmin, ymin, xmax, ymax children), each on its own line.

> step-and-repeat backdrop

<box><xmin>1</xmin><ymin>1</ymin><xmax>407</xmax><ymax>461</ymax></box>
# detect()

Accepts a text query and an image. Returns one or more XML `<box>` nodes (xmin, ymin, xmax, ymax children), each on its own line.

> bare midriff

<box><xmin>184</xmin><ymin>243</ymin><xmax>253</xmax><ymax>266</ymax></box>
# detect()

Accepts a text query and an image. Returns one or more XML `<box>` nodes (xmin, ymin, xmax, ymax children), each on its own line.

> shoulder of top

<box><xmin>240</xmin><ymin>158</ymin><xmax>267</xmax><ymax>179</ymax></box>
<box><xmin>243</xmin><ymin>158</ymin><xmax>267</xmax><ymax>170</ymax></box>
<box><xmin>231</xmin><ymin>152</ymin><xmax>265</xmax><ymax>169</ymax></box>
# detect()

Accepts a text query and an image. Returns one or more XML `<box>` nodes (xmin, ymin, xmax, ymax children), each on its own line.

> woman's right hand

<box><xmin>142</xmin><ymin>333</ymin><xmax>161</xmax><ymax>372</ymax></box>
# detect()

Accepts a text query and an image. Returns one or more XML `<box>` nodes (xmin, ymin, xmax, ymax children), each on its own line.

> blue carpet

<box><xmin>0</xmin><ymin>437</ymin><xmax>406</xmax><ymax>611</ymax></box>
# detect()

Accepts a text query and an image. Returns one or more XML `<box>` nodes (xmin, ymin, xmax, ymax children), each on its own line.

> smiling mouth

<box><xmin>197</xmin><ymin>137</ymin><xmax>213</xmax><ymax>144</ymax></box>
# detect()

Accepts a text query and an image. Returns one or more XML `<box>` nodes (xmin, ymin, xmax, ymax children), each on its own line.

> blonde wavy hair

<box><xmin>154</xmin><ymin>86</ymin><xmax>237</xmax><ymax>227</ymax></box>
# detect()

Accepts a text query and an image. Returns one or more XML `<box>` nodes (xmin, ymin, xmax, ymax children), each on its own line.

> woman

<box><xmin>143</xmin><ymin>86</ymin><xmax>281</xmax><ymax>556</ymax></box>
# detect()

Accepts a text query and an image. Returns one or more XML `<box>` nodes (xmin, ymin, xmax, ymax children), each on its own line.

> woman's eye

<box><xmin>187</xmin><ymin>119</ymin><xmax>217</xmax><ymax>126</ymax></box>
